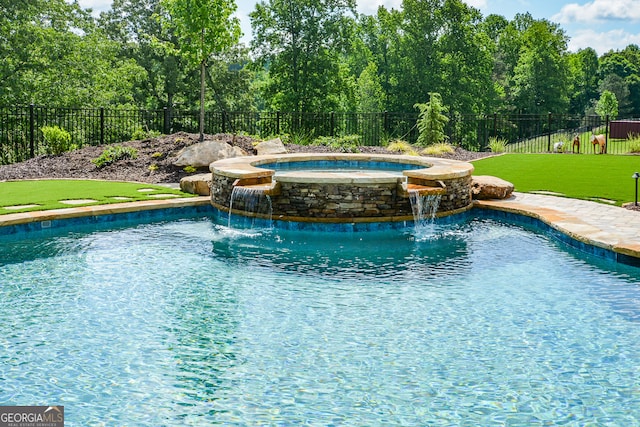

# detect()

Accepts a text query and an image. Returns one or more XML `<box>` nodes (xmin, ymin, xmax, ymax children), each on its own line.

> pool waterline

<box><xmin>1</xmin><ymin>194</ymin><xmax>639</xmax><ymax>265</ymax></box>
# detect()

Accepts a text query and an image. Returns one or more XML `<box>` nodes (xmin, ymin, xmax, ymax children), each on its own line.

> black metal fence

<box><xmin>0</xmin><ymin>104</ymin><xmax>635</xmax><ymax>165</ymax></box>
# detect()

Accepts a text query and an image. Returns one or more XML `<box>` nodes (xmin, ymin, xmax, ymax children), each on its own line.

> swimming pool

<box><xmin>1</xmin><ymin>215</ymin><xmax>640</xmax><ymax>425</ymax></box>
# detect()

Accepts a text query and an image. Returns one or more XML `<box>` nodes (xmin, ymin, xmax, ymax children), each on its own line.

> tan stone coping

<box><xmin>0</xmin><ymin>197</ymin><xmax>210</xmax><ymax>227</ymax></box>
<box><xmin>474</xmin><ymin>199</ymin><xmax>640</xmax><ymax>260</ymax></box>
<box><xmin>210</xmin><ymin>153</ymin><xmax>474</xmax><ymax>183</ymax></box>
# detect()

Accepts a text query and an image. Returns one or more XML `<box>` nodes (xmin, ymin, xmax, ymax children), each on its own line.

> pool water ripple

<box><xmin>1</xmin><ymin>218</ymin><xmax>640</xmax><ymax>425</ymax></box>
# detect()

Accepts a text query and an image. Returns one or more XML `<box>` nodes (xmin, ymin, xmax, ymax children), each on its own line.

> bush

<box><xmin>422</xmin><ymin>142</ymin><xmax>455</xmax><ymax>156</ymax></box>
<box><xmin>92</xmin><ymin>145</ymin><xmax>138</xmax><ymax>168</ymax></box>
<box><xmin>131</xmin><ymin>127</ymin><xmax>162</xmax><ymax>141</ymax></box>
<box><xmin>41</xmin><ymin>125</ymin><xmax>74</xmax><ymax>155</ymax></box>
<box><xmin>414</xmin><ymin>92</ymin><xmax>449</xmax><ymax>146</ymax></box>
<box><xmin>386</xmin><ymin>140</ymin><xmax>418</xmax><ymax>156</ymax></box>
<box><xmin>312</xmin><ymin>135</ymin><xmax>362</xmax><ymax>152</ymax></box>
<box><xmin>628</xmin><ymin>132</ymin><xmax>640</xmax><ymax>153</ymax></box>
<box><xmin>488</xmin><ymin>137</ymin><xmax>508</xmax><ymax>153</ymax></box>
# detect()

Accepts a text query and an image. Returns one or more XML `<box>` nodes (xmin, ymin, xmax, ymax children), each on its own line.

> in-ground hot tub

<box><xmin>209</xmin><ymin>153</ymin><xmax>475</xmax><ymax>223</ymax></box>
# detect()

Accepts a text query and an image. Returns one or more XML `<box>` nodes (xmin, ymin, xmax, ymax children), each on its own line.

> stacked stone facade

<box><xmin>211</xmin><ymin>174</ymin><xmax>472</xmax><ymax>221</ymax></box>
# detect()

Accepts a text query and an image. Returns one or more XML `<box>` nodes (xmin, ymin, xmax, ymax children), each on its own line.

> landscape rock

<box><xmin>255</xmin><ymin>138</ymin><xmax>287</xmax><ymax>156</ymax></box>
<box><xmin>471</xmin><ymin>175</ymin><xmax>514</xmax><ymax>200</ymax></box>
<box><xmin>180</xmin><ymin>173</ymin><xmax>212</xmax><ymax>196</ymax></box>
<box><xmin>173</xmin><ymin>139</ymin><xmax>248</xmax><ymax>168</ymax></box>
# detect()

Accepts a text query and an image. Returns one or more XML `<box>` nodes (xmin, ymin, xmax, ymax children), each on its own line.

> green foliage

<box><xmin>92</xmin><ymin>145</ymin><xmax>138</xmax><ymax>168</ymax></box>
<box><xmin>160</xmin><ymin>0</ymin><xmax>241</xmax><ymax>140</ymax></box>
<box><xmin>422</xmin><ymin>143</ymin><xmax>455</xmax><ymax>156</ymax></box>
<box><xmin>183</xmin><ymin>165</ymin><xmax>197</xmax><ymax>173</ymax></box>
<box><xmin>41</xmin><ymin>126</ymin><xmax>74</xmax><ymax>155</ymax></box>
<box><xmin>280</xmin><ymin>131</ymin><xmax>315</xmax><ymax>146</ymax></box>
<box><xmin>312</xmin><ymin>135</ymin><xmax>362</xmax><ymax>152</ymax></box>
<box><xmin>250</xmin><ymin>0</ymin><xmax>357</xmax><ymax>112</ymax></box>
<box><xmin>131</xmin><ymin>127</ymin><xmax>162</xmax><ymax>141</ymax></box>
<box><xmin>386</xmin><ymin>140</ymin><xmax>418</xmax><ymax>156</ymax></box>
<box><xmin>415</xmin><ymin>93</ymin><xmax>449</xmax><ymax>146</ymax></box>
<box><xmin>488</xmin><ymin>137</ymin><xmax>508</xmax><ymax>153</ymax></box>
<box><xmin>510</xmin><ymin>18</ymin><xmax>570</xmax><ymax>114</ymax></box>
<box><xmin>628</xmin><ymin>133</ymin><xmax>640</xmax><ymax>153</ymax></box>
<box><xmin>595</xmin><ymin>90</ymin><xmax>619</xmax><ymax>120</ymax></box>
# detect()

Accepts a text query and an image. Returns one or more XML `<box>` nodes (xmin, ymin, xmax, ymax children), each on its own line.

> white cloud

<box><xmin>75</xmin><ymin>0</ymin><xmax>112</xmax><ymax>14</ymax></box>
<box><xmin>569</xmin><ymin>28</ymin><xmax>640</xmax><ymax>54</ymax></box>
<box><xmin>553</xmin><ymin>0</ymin><xmax>640</xmax><ymax>23</ymax></box>
<box><xmin>462</xmin><ymin>0</ymin><xmax>488</xmax><ymax>9</ymax></box>
<box><xmin>356</xmin><ymin>0</ymin><xmax>403</xmax><ymax>15</ymax></box>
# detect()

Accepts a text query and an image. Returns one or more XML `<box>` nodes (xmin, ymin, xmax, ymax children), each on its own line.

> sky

<box><xmin>75</xmin><ymin>0</ymin><xmax>640</xmax><ymax>55</ymax></box>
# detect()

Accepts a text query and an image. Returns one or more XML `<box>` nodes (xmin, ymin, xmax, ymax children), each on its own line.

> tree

<box><xmin>356</xmin><ymin>62</ymin><xmax>384</xmax><ymax>112</ymax></box>
<box><xmin>99</xmin><ymin>0</ymin><xmax>191</xmax><ymax>110</ymax></box>
<box><xmin>0</xmin><ymin>0</ymin><xmax>143</xmax><ymax>107</ymax></box>
<box><xmin>595</xmin><ymin>90</ymin><xmax>619</xmax><ymax>120</ymax></box>
<box><xmin>509</xmin><ymin>19</ymin><xmax>570</xmax><ymax>114</ymax></box>
<box><xmin>599</xmin><ymin>45</ymin><xmax>640</xmax><ymax>116</ymax></box>
<box><xmin>436</xmin><ymin>0</ymin><xmax>496</xmax><ymax>115</ymax></box>
<box><xmin>567</xmin><ymin>48</ymin><xmax>599</xmax><ymax>115</ymax></box>
<box><xmin>250</xmin><ymin>0</ymin><xmax>357</xmax><ymax>112</ymax></box>
<box><xmin>160</xmin><ymin>0</ymin><xmax>241</xmax><ymax>141</ymax></box>
<box><xmin>357</xmin><ymin>7</ymin><xmax>404</xmax><ymax>111</ymax></box>
<box><xmin>415</xmin><ymin>92</ymin><xmax>449</xmax><ymax>146</ymax></box>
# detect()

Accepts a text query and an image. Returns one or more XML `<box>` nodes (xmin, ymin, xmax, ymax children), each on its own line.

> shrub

<box><xmin>92</xmin><ymin>145</ymin><xmax>138</xmax><ymax>168</ymax></box>
<box><xmin>422</xmin><ymin>142</ymin><xmax>455</xmax><ymax>156</ymax></box>
<box><xmin>183</xmin><ymin>165</ymin><xmax>197</xmax><ymax>173</ymax></box>
<box><xmin>131</xmin><ymin>127</ymin><xmax>161</xmax><ymax>141</ymax></box>
<box><xmin>627</xmin><ymin>132</ymin><xmax>640</xmax><ymax>154</ymax></box>
<box><xmin>280</xmin><ymin>130</ymin><xmax>315</xmax><ymax>146</ymax></box>
<box><xmin>41</xmin><ymin>125</ymin><xmax>74</xmax><ymax>155</ymax></box>
<box><xmin>386</xmin><ymin>140</ymin><xmax>418</xmax><ymax>156</ymax></box>
<box><xmin>312</xmin><ymin>135</ymin><xmax>361</xmax><ymax>152</ymax></box>
<box><xmin>414</xmin><ymin>92</ymin><xmax>449</xmax><ymax>146</ymax></box>
<box><xmin>488</xmin><ymin>137</ymin><xmax>508</xmax><ymax>153</ymax></box>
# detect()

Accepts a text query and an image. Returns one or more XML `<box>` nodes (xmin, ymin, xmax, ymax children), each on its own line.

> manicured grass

<box><xmin>0</xmin><ymin>180</ymin><xmax>194</xmax><ymax>214</ymax></box>
<box><xmin>471</xmin><ymin>154</ymin><xmax>640</xmax><ymax>206</ymax></box>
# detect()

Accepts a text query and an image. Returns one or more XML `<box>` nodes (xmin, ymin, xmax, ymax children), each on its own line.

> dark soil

<box><xmin>0</xmin><ymin>132</ymin><xmax>492</xmax><ymax>184</ymax></box>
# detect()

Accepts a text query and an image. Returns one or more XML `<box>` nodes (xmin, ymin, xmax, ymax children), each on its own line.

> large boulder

<box><xmin>471</xmin><ymin>175</ymin><xmax>514</xmax><ymax>200</ymax></box>
<box><xmin>255</xmin><ymin>138</ymin><xmax>287</xmax><ymax>156</ymax></box>
<box><xmin>180</xmin><ymin>173</ymin><xmax>211</xmax><ymax>196</ymax></box>
<box><xmin>173</xmin><ymin>139</ymin><xmax>247</xmax><ymax>168</ymax></box>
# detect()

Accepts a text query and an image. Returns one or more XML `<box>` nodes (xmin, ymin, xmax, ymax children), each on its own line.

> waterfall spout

<box><xmin>228</xmin><ymin>186</ymin><xmax>273</xmax><ymax>229</ymax></box>
<box><xmin>408</xmin><ymin>190</ymin><xmax>441</xmax><ymax>233</ymax></box>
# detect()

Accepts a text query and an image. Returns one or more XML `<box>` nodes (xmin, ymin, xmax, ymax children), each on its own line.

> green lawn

<box><xmin>0</xmin><ymin>180</ymin><xmax>194</xmax><ymax>214</ymax></box>
<box><xmin>471</xmin><ymin>154</ymin><xmax>640</xmax><ymax>206</ymax></box>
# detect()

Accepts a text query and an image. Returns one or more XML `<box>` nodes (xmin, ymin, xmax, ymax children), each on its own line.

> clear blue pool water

<box><xmin>265</xmin><ymin>160</ymin><xmax>424</xmax><ymax>174</ymax></box>
<box><xmin>1</xmin><ymin>216</ymin><xmax>640</xmax><ymax>425</ymax></box>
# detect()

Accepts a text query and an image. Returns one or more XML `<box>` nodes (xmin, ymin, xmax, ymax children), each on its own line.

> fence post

<box><xmin>29</xmin><ymin>104</ymin><xmax>35</xmax><ymax>158</ymax></box>
<box><xmin>493</xmin><ymin>113</ymin><xmax>497</xmax><ymax>138</ymax></box>
<box><xmin>222</xmin><ymin>111</ymin><xmax>227</xmax><ymax>134</ymax></box>
<box><xmin>605</xmin><ymin>114</ymin><xmax>609</xmax><ymax>153</ymax></box>
<box><xmin>547</xmin><ymin>112</ymin><xmax>552</xmax><ymax>152</ymax></box>
<box><xmin>100</xmin><ymin>107</ymin><xmax>105</xmax><ymax>145</ymax></box>
<box><xmin>163</xmin><ymin>107</ymin><xmax>171</xmax><ymax>134</ymax></box>
<box><xmin>383</xmin><ymin>111</ymin><xmax>389</xmax><ymax>136</ymax></box>
<box><xmin>276</xmin><ymin>110</ymin><xmax>281</xmax><ymax>135</ymax></box>
<box><xmin>330</xmin><ymin>111</ymin><xmax>335</xmax><ymax>137</ymax></box>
